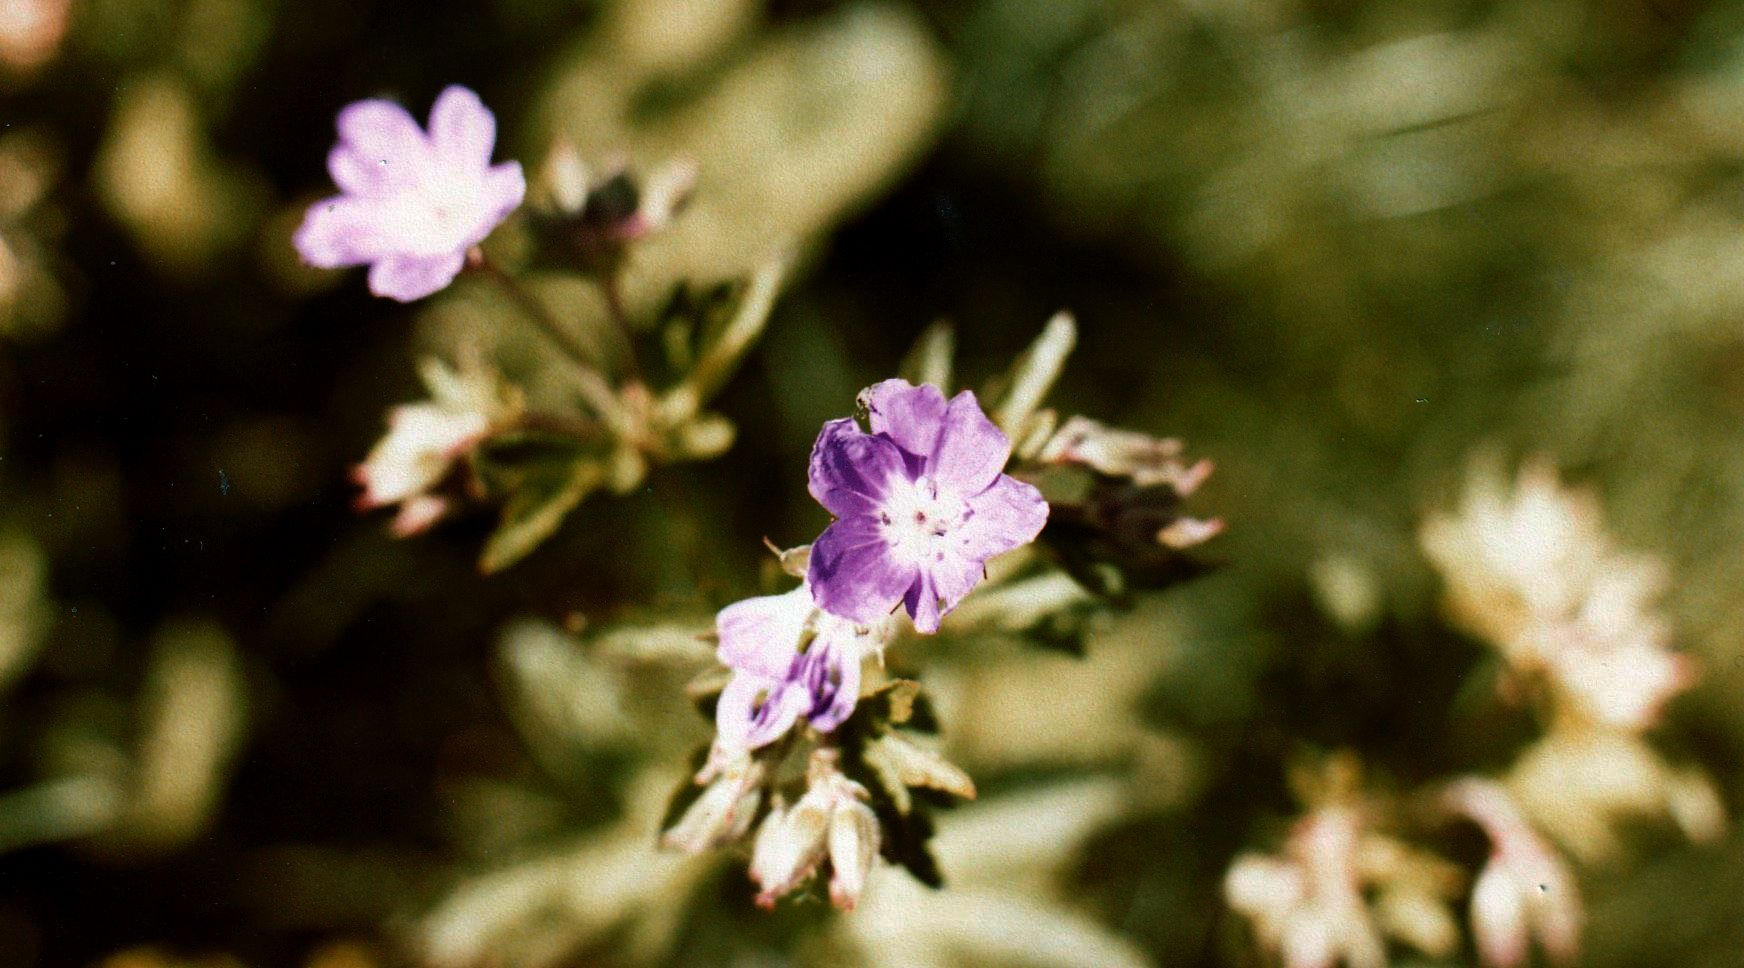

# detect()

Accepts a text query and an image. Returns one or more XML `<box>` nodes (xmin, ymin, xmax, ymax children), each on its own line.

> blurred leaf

<box><xmin>475</xmin><ymin>431</ymin><xmax>612</xmax><ymax>573</ymax></box>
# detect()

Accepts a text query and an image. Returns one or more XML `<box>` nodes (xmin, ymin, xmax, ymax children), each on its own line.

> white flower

<box><xmin>1421</xmin><ymin>457</ymin><xmax>1695</xmax><ymax>731</ymax></box>
<box><xmin>354</xmin><ymin>356</ymin><xmax>519</xmax><ymax>536</ymax></box>
<box><xmin>1446</xmin><ymin>778</ymin><xmax>1581</xmax><ymax>967</ymax></box>
<box><xmin>1224</xmin><ymin>806</ymin><xmax>1386</xmax><ymax>968</ymax></box>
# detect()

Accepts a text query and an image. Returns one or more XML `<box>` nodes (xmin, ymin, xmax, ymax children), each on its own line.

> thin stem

<box><xmin>467</xmin><ymin>251</ymin><xmax>623</xmax><ymax>424</ymax></box>
<box><xmin>599</xmin><ymin>265</ymin><xmax>642</xmax><ymax>383</ymax></box>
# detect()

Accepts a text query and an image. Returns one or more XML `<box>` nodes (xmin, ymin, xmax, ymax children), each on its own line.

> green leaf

<box><xmin>898</xmin><ymin>321</ymin><xmax>955</xmax><ymax>390</ymax></box>
<box><xmin>474</xmin><ymin>431</ymin><xmax>610</xmax><ymax>573</ymax></box>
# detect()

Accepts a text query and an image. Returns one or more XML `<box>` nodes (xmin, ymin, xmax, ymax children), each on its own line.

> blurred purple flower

<box><xmin>807</xmin><ymin>379</ymin><xmax>1048</xmax><ymax>633</ymax></box>
<box><xmin>294</xmin><ymin>85</ymin><xmax>525</xmax><ymax>302</ymax></box>
<box><xmin>712</xmin><ymin>584</ymin><xmax>895</xmax><ymax>754</ymax></box>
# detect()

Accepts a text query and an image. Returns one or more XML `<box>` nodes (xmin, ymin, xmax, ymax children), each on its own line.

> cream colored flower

<box><xmin>1225</xmin><ymin>806</ymin><xmax>1386</xmax><ymax>968</ymax></box>
<box><xmin>354</xmin><ymin>356</ymin><xmax>520</xmax><ymax>536</ymax></box>
<box><xmin>1421</xmin><ymin>458</ymin><xmax>1694</xmax><ymax>731</ymax></box>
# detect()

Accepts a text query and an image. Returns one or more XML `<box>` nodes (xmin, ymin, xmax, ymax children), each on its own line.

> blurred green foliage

<box><xmin>2</xmin><ymin>0</ymin><xmax>1744</xmax><ymax>966</ymax></box>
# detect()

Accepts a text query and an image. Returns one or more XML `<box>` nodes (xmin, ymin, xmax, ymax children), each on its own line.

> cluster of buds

<box><xmin>1230</xmin><ymin>459</ymin><xmax>1721</xmax><ymax>968</ymax></box>
<box><xmin>747</xmin><ymin>750</ymin><xmax>880</xmax><ymax>911</ymax></box>
<box><xmin>352</xmin><ymin>354</ymin><xmax>522</xmax><ymax>536</ymax></box>
<box><xmin>1421</xmin><ymin>457</ymin><xmax>1721</xmax><ymax>862</ymax></box>
<box><xmin>1420</xmin><ymin>458</ymin><xmax>1694</xmax><ymax>732</ymax></box>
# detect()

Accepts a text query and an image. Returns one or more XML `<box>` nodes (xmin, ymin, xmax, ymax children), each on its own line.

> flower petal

<box><xmin>958</xmin><ymin>473</ymin><xmax>1049</xmax><ymax>560</ymax></box>
<box><xmin>293</xmin><ymin>195</ymin><xmax>387</xmax><ymax>268</ymax></box>
<box><xmin>928</xmin><ymin>389</ymin><xmax>1010</xmax><ymax>494</ymax></box>
<box><xmin>1470</xmin><ymin>862</ymin><xmax>1530</xmax><ymax>968</ymax></box>
<box><xmin>804</xmin><ymin>634</ymin><xmax>864</xmax><ymax>733</ymax></box>
<box><xmin>808</xmin><ymin>515</ymin><xmax>916</xmax><ymax>624</ymax></box>
<box><xmin>716</xmin><ymin>585</ymin><xmax>811</xmax><ymax>679</ymax></box>
<box><xmin>715</xmin><ymin>672</ymin><xmax>809</xmax><ymax>754</ymax></box>
<box><xmin>807</xmin><ymin>418</ymin><xmax>908</xmax><ymax>517</ymax></box>
<box><xmin>336</xmin><ymin>98</ymin><xmax>429</xmax><ymax>175</ymax></box>
<box><xmin>327</xmin><ymin>144</ymin><xmax>395</xmax><ymax>196</ymax></box>
<box><xmin>427</xmin><ymin>85</ymin><xmax>497</xmax><ymax>170</ymax></box>
<box><xmin>366</xmin><ymin>250</ymin><xmax>467</xmax><ymax>302</ymax></box>
<box><xmin>864</xmin><ymin>378</ymin><xmax>947</xmax><ymax>460</ymax></box>
<box><xmin>903</xmin><ymin>571</ymin><xmax>942</xmax><ymax>633</ymax></box>
<box><xmin>481</xmin><ymin>161</ymin><xmax>527</xmax><ymax>228</ymax></box>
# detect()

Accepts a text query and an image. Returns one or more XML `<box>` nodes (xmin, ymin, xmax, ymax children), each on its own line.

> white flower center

<box><xmin>879</xmin><ymin>474</ymin><xmax>970</xmax><ymax>566</ymax></box>
<box><xmin>383</xmin><ymin>163</ymin><xmax>489</xmax><ymax>257</ymax></box>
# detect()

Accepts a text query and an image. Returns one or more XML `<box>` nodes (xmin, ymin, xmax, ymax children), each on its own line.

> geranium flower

<box><xmin>712</xmin><ymin>583</ymin><xmax>896</xmax><ymax>754</ymax></box>
<box><xmin>294</xmin><ymin>85</ymin><xmax>525</xmax><ymax>301</ymax></box>
<box><xmin>806</xmin><ymin>380</ymin><xmax>1048</xmax><ymax>633</ymax></box>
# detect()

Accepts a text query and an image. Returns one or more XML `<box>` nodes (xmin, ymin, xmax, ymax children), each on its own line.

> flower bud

<box><xmin>660</xmin><ymin>758</ymin><xmax>765</xmax><ymax>855</ymax></box>
<box><xmin>749</xmin><ymin>794</ymin><xmax>831</xmax><ymax>907</ymax></box>
<box><xmin>827</xmin><ymin>798</ymin><xmax>879</xmax><ymax>911</ymax></box>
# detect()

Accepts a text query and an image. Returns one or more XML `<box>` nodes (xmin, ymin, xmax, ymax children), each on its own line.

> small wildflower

<box><xmin>1422</xmin><ymin>458</ymin><xmax>1695</xmax><ymax>731</ymax></box>
<box><xmin>1446</xmin><ymin>778</ymin><xmax>1581</xmax><ymax>968</ymax></box>
<box><xmin>294</xmin><ymin>85</ymin><xmax>525</xmax><ymax>302</ymax></box>
<box><xmin>807</xmin><ymin>379</ymin><xmax>1048</xmax><ymax>632</ymax></box>
<box><xmin>1225</xmin><ymin>806</ymin><xmax>1387</xmax><ymax>968</ymax></box>
<box><xmin>712</xmin><ymin>583</ymin><xmax>897</xmax><ymax>754</ymax></box>
<box><xmin>354</xmin><ymin>356</ymin><xmax>520</xmax><ymax>536</ymax></box>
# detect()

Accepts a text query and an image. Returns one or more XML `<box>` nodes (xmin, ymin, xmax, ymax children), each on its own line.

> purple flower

<box><xmin>293</xmin><ymin>85</ymin><xmax>525</xmax><ymax>302</ymax></box>
<box><xmin>806</xmin><ymin>379</ymin><xmax>1049</xmax><ymax>633</ymax></box>
<box><xmin>712</xmin><ymin>584</ymin><xmax>895</xmax><ymax>754</ymax></box>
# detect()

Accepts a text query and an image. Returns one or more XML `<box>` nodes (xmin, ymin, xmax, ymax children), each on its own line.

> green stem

<box><xmin>468</xmin><ymin>251</ymin><xmax>624</xmax><ymax>425</ymax></box>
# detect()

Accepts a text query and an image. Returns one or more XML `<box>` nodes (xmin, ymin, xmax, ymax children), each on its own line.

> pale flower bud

<box><xmin>661</xmin><ymin>757</ymin><xmax>766</xmax><ymax>855</ymax></box>
<box><xmin>749</xmin><ymin>794</ymin><xmax>831</xmax><ymax>907</ymax></box>
<box><xmin>827</xmin><ymin>798</ymin><xmax>879</xmax><ymax>911</ymax></box>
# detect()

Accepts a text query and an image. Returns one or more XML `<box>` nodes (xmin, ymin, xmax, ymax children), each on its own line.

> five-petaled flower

<box><xmin>806</xmin><ymin>379</ymin><xmax>1048</xmax><ymax>633</ymax></box>
<box><xmin>713</xmin><ymin>583</ymin><xmax>897</xmax><ymax>754</ymax></box>
<box><xmin>294</xmin><ymin>85</ymin><xmax>525</xmax><ymax>302</ymax></box>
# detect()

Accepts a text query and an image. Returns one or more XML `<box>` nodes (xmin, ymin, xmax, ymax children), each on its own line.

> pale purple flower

<box><xmin>712</xmin><ymin>583</ymin><xmax>896</xmax><ymax>754</ymax></box>
<box><xmin>806</xmin><ymin>380</ymin><xmax>1049</xmax><ymax>633</ymax></box>
<box><xmin>294</xmin><ymin>85</ymin><xmax>525</xmax><ymax>302</ymax></box>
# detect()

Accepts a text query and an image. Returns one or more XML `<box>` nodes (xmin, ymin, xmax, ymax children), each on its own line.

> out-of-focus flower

<box><xmin>748</xmin><ymin>750</ymin><xmax>880</xmax><ymax>910</ymax></box>
<box><xmin>808</xmin><ymin>380</ymin><xmax>1048</xmax><ymax>632</ymax></box>
<box><xmin>354</xmin><ymin>356</ymin><xmax>521</xmax><ymax>536</ymax></box>
<box><xmin>1037</xmin><ymin>416</ymin><xmax>1215</xmax><ymax>493</ymax></box>
<box><xmin>0</xmin><ymin>0</ymin><xmax>69</xmax><ymax>74</ymax></box>
<box><xmin>1507</xmin><ymin>726</ymin><xmax>1725</xmax><ymax>863</ymax></box>
<box><xmin>711</xmin><ymin>582</ymin><xmax>897</xmax><ymax>754</ymax></box>
<box><xmin>533</xmin><ymin>143</ymin><xmax>696</xmax><ymax>267</ymax></box>
<box><xmin>1446</xmin><ymin>778</ymin><xmax>1581</xmax><ymax>968</ymax></box>
<box><xmin>295</xmin><ymin>86</ymin><xmax>525</xmax><ymax>302</ymax></box>
<box><xmin>659</xmin><ymin>753</ymin><xmax>765</xmax><ymax>855</ymax></box>
<box><xmin>1225</xmin><ymin>806</ymin><xmax>1387</xmax><ymax>968</ymax></box>
<box><xmin>1421</xmin><ymin>458</ymin><xmax>1695</xmax><ymax>731</ymax></box>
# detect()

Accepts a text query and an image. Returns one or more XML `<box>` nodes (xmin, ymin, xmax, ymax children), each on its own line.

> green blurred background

<box><xmin>4</xmin><ymin>0</ymin><xmax>1744</xmax><ymax>965</ymax></box>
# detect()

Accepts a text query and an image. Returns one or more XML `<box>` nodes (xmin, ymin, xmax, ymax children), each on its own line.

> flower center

<box><xmin>879</xmin><ymin>474</ymin><xmax>970</xmax><ymax>565</ymax></box>
<box><xmin>383</xmin><ymin>164</ymin><xmax>488</xmax><ymax>256</ymax></box>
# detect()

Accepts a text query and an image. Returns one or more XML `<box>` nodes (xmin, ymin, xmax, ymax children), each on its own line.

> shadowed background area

<box><xmin>3</xmin><ymin>0</ymin><xmax>1744</xmax><ymax>966</ymax></box>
